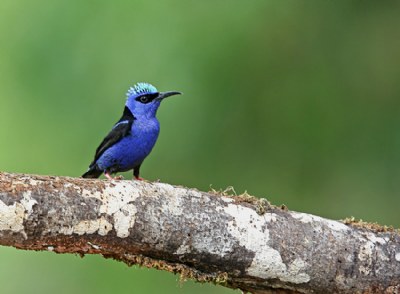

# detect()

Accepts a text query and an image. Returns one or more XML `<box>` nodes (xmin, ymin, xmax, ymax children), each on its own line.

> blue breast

<box><xmin>96</xmin><ymin>118</ymin><xmax>160</xmax><ymax>172</ymax></box>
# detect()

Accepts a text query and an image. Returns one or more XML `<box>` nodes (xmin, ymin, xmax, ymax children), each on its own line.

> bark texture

<box><xmin>0</xmin><ymin>172</ymin><xmax>399</xmax><ymax>293</ymax></box>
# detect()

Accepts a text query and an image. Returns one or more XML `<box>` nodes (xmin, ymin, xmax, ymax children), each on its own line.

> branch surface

<box><xmin>0</xmin><ymin>172</ymin><xmax>399</xmax><ymax>293</ymax></box>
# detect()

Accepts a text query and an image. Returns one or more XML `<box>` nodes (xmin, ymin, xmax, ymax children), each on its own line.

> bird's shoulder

<box><xmin>92</xmin><ymin>106</ymin><xmax>135</xmax><ymax>163</ymax></box>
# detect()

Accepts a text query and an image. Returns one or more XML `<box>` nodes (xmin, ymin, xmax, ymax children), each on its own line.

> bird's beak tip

<box><xmin>158</xmin><ymin>91</ymin><xmax>183</xmax><ymax>100</ymax></box>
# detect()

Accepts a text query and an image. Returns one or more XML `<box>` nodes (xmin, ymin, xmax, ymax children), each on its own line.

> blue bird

<box><xmin>82</xmin><ymin>82</ymin><xmax>181</xmax><ymax>180</ymax></box>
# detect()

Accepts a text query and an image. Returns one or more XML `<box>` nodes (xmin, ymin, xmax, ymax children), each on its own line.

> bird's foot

<box><xmin>115</xmin><ymin>175</ymin><xmax>124</xmax><ymax>180</ymax></box>
<box><xmin>134</xmin><ymin>176</ymin><xmax>144</xmax><ymax>181</ymax></box>
<box><xmin>104</xmin><ymin>172</ymin><xmax>114</xmax><ymax>180</ymax></box>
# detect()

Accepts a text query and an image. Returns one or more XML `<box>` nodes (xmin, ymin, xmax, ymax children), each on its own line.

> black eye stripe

<box><xmin>135</xmin><ymin>93</ymin><xmax>159</xmax><ymax>104</ymax></box>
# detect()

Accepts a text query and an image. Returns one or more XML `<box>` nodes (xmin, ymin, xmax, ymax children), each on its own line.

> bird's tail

<box><xmin>82</xmin><ymin>165</ymin><xmax>103</xmax><ymax>178</ymax></box>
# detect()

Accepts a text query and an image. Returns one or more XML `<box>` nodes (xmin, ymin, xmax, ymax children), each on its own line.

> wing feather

<box><xmin>89</xmin><ymin>106</ymin><xmax>135</xmax><ymax>167</ymax></box>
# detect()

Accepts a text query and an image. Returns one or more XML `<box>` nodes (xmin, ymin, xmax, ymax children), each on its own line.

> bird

<box><xmin>82</xmin><ymin>82</ymin><xmax>181</xmax><ymax>180</ymax></box>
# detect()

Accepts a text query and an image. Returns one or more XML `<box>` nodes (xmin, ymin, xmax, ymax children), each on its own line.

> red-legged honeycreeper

<box><xmin>82</xmin><ymin>82</ymin><xmax>181</xmax><ymax>180</ymax></box>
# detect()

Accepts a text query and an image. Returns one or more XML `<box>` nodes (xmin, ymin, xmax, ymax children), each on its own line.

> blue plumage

<box><xmin>82</xmin><ymin>82</ymin><xmax>181</xmax><ymax>180</ymax></box>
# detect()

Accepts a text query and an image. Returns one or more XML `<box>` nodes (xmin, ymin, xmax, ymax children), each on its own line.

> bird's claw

<box><xmin>104</xmin><ymin>173</ymin><xmax>124</xmax><ymax>181</ymax></box>
<box><xmin>104</xmin><ymin>172</ymin><xmax>114</xmax><ymax>180</ymax></box>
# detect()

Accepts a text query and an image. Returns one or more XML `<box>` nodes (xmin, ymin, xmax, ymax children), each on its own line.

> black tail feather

<box><xmin>82</xmin><ymin>165</ymin><xmax>103</xmax><ymax>178</ymax></box>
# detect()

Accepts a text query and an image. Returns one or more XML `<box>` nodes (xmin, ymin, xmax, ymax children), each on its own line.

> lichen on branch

<box><xmin>0</xmin><ymin>172</ymin><xmax>399</xmax><ymax>294</ymax></box>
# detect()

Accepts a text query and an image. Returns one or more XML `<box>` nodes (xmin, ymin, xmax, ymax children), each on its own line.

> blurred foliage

<box><xmin>1</xmin><ymin>1</ymin><xmax>400</xmax><ymax>293</ymax></box>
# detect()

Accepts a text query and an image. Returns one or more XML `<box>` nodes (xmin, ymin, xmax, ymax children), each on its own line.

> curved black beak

<box><xmin>156</xmin><ymin>91</ymin><xmax>182</xmax><ymax>101</ymax></box>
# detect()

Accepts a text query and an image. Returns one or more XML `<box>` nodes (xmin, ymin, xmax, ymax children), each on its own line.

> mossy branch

<box><xmin>0</xmin><ymin>172</ymin><xmax>399</xmax><ymax>293</ymax></box>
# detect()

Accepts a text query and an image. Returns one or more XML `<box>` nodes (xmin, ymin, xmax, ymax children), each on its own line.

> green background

<box><xmin>1</xmin><ymin>1</ymin><xmax>400</xmax><ymax>293</ymax></box>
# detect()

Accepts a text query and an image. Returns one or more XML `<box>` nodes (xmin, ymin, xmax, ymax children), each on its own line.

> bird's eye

<box><xmin>139</xmin><ymin>96</ymin><xmax>149</xmax><ymax>103</ymax></box>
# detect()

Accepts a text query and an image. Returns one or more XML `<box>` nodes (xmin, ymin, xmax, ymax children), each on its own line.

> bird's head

<box><xmin>125</xmin><ymin>82</ymin><xmax>181</xmax><ymax>118</ymax></box>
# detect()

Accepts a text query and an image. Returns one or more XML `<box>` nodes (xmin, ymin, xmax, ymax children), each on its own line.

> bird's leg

<box><xmin>104</xmin><ymin>171</ymin><xmax>114</xmax><ymax>180</ymax></box>
<box><xmin>133</xmin><ymin>165</ymin><xmax>144</xmax><ymax>181</ymax></box>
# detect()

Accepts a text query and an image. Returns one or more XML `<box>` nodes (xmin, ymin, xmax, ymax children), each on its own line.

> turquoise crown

<box><xmin>126</xmin><ymin>82</ymin><xmax>158</xmax><ymax>98</ymax></box>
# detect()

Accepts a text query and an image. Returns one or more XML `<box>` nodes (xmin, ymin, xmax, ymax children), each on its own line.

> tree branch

<box><xmin>0</xmin><ymin>172</ymin><xmax>399</xmax><ymax>293</ymax></box>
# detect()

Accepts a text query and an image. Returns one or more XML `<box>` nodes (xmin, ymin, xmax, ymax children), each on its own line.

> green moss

<box><xmin>342</xmin><ymin>217</ymin><xmax>399</xmax><ymax>233</ymax></box>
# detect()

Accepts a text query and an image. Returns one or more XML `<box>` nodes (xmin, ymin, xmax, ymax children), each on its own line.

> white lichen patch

<box><xmin>112</xmin><ymin>204</ymin><xmax>137</xmax><ymax>238</ymax></box>
<box><xmin>395</xmin><ymin>252</ymin><xmax>400</xmax><ymax>262</ymax></box>
<box><xmin>264</xmin><ymin>213</ymin><xmax>277</xmax><ymax>222</ymax></box>
<box><xmin>78</xmin><ymin>181</ymin><xmax>192</xmax><ymax>238</ymax></box>
<box><xmin>224</xmin><ymin>204</ymin><xmax>310</xmax><ymax>284</ymax></box>
<box><xmin>291</xmin><ymin>212</ymin><xmax>349</xmax><ymax>232</ymax></box>
<box><xmin>154</xmin><ymin>183</ymin><xmax>203</xmax><ymax>200</ymax></box>
<box><xmin>175</xmin><ymin>243</ymin><xmax>191</xmax><ymax>255</ymax></box>
<box><xmin>0</xmin><ymin>191</ymin><xmax>37</xmax><ymax>238</ymax></box>
<box><xmin>153</xmin><ymin>183</ymin><xmax>203</xmax><ymax>216</ymax></box>
<box><xmin>358</xmin><ymin>241</ymin><xmax>374</xmax><ymax>275</ymax></box>
<box><xmin>153</xmin><ymin>183</ymin><xmax>203</xmax><ymax>217</ymax></box>
<box><xmin>78</xmin><ymin>182</ymin><xmax>141</xmax><ymax>238</ymax></box>
<box><xmin>100</xmin><ymin>183</ymin><xmax>140</xmax><ymax>238</ymax></box>
<box><xmin>21</xmin><ymin>191</ymin><xmax>37</xmax><ymax>213</ymax></box>
<box><xmin>283</xmin><ymin>258</ymin><xmax>311</xmax><ymax>283</ymax></box>
<box><xmin>66</xmin><ymin>217</ymin><xmax>113</xmax><ymax>236</ymax></box>
<box><xmin>221</xmin><ymin>196</ymin><xmax>234</xmax><ymax>203</ymax></box>
<box><xmin>365</xmin><ymin>232</ymin><xmax>386</xmax><ymax>245</ymax></box>
<box><xmin>0</xmin><ymin>200</ymin><xmax>25</xmax><ymax>232</ymax></box>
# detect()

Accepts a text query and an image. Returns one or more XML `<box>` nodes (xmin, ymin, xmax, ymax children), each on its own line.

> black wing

<box><xmin>91</xmin><ymin>106</ymin><xmax>135</xmax><ymax>166</ymax></box>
